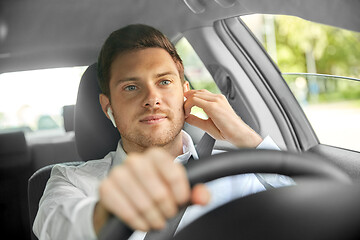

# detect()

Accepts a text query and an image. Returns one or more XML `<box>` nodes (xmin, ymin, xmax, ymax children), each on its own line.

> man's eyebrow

<box><xmin>155</xmin><ymin>71</ymin><xmax>178</xmax><ymax>78</ymax></box>
<box><xmin>115</xmin><ymin>77</ymin><xmax>140</xmax><ymax>85</ymax></box>
<box><xmin>114</xmin><ymin>71</ymin><xmax>178</xmax><ymax>85</ymax></box>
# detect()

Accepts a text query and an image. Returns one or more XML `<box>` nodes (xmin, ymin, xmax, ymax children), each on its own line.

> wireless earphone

<box><xmin>107</xmin><ymin>107</ymin><xmax>117</xmax><ymax>128</ymax></box>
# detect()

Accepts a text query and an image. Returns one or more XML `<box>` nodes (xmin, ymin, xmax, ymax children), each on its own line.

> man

<box><xmin>33</xmin><ymin>24</ymin><xmax>293</xmax><ymax>239</ymax></box>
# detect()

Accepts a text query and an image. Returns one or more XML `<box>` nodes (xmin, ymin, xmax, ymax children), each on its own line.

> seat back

<box><xmin>0</xmin><ymin>131</ymin><xmax>32</xmax><ymax>240</ymax></box>
<box><xmin>74</xmin><ymin>63</ymin><xmax>120</xmax><ymax>161</ymax></box>
<box><xmin>28</xmin><ymin>161</ymin><xmax>84</xmax><ymax>240</ymax></box>
<box><xmin>28</xmin><ymin>63</ymin><xmax>120</xmax><ymax>239</ymax></box>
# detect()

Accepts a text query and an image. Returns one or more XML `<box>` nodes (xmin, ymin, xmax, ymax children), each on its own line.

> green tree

<box><xmin>272</xmin><ymin>15</ymin><xmax>360</xmax><ymax>79</ymax></box>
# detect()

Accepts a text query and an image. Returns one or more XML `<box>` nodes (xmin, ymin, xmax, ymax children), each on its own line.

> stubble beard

<box><xmin>120</xmin><ymin>109</ymin><xmax>185</xmax><ymax>149</ymax></box>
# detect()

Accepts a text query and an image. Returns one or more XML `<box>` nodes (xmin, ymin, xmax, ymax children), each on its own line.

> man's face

<box><xmin>101</xmin><ymin>48</ymin><xmax>189</xmax><ymax>150</ymax></box>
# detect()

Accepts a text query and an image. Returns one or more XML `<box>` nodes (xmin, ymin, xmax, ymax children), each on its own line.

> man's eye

<box><xmin>159</xmin><ymin>80</ymin><xmax>171</xmax><ymax>86</ymax></box>
<box><xmin>124</xmin><ymin>85</ymin><xmax>137</xmax><ymax>91</ymax></box>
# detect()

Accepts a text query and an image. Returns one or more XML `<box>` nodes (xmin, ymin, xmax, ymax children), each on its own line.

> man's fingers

<box><xmin>184</xmin><ymin>90</ymin><xmax>226</xmax><ymax>139</ymax></box>
<box><xmin>184</xmin><ymin>90</ymin><xmax>227</xmax><ymax>119</ymax></box>
<box><xmin>118</xmin><ymin>148</ymin><xmax>191</xmax><ymax>230</ymax></box>
<box><xmin>99</xmin><ymin>178</ymin><xmax>150</xmax><ymax>231</ymax></box>
<box><xmin>185</xmin><ymin>90</ymin><xmax>218</xmax><ymax>102</ymax></box>
<box><xmin>110</xmin><ymin>165</ymin><xmax>167</xmax><ymax>230</ymax></box>
<box><xmin>185</xmin><ymin>114</ymin><xmax>223</xmax><ymax>140</ymax></box>
<box><xmin>147</xmin><ymin>149</ymin><xmax>191</xmax><ymax>206</ymax></box>
<box><xmin>184</xmin><ymin>114</ymin><xmax>207</xmax><ymax>128</ymax></box>
<box><xmin>126</xmin><ymin>152</ymin><xmax>178</xmax><ymax>219</ymax></box>
<box><xmin>191</xmin><ymin>184</ymin><xmax>211</xmax><ymax>206</ymax></box>
<box><xmin>184</xmin><ymin>89</ymin><xmax>262</xmax><ymax>147</ymax></box>
<box><xmin>184</xmin><ymin>95</ymin><xmax>209</xmax><ymax>118</ymax></box>
<box><xmin>99</xmin><ymin>148</ymin><xmax>208</xmax><ymax>233</ymax></box>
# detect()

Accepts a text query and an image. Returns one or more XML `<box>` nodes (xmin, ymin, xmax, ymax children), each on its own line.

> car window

<box><xmin>0</xmin><ymin>66</ymin><xmax>87</xmax><ymax>138</ymax></box>
<box><xmin>176</xmin><ymin>37</ymin><xmax>220</xmax><ymax>93</ymax></box>
<box><xmin>241</xmin><ymin>14</ymin><xmax>360</xmax><ymax>152</ymax></box>
<box><xmin>176</xmin><ymin>37</ymin><xmax>221</xmax><ymax>119</ymax></box>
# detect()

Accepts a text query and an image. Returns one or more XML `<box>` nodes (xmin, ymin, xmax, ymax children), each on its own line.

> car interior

<box><xmin>1</xmin><ymin>0</ymin><xmax>360</xmax><ymax>239</ymax></box>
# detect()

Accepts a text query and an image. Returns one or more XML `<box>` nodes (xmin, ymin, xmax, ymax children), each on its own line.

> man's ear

<box><xmin>183</xmin><ymin>81</ymin><xmax>190</xmax><ymax>93</ymax></box>
<box><xmin>99</xmin><ymin>93</ymin><xmax>111</xmax><ymax>119</ymax></box>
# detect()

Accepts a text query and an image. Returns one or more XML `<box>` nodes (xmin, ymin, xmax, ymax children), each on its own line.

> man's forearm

<box><xmin>33</xmin><ymin>165</ymin><xmax>100</xmax><ymax>240</ymax></box>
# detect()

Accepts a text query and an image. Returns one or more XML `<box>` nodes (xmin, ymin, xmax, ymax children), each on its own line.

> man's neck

<box><xmin>121</xmin><ymin>132</ymin><xmax>184</xmax><ymax>158</ymax></box>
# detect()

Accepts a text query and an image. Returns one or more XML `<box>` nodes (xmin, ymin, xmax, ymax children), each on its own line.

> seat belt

<box><xmin>195</xmin><ymin>134</ymin><xmax>273</xmax><ymax>191</ymax></box>
<box><xmin>195</xmin><ymin>132</ymin><xmax>216</xmax><ymax>159</ymax></box>
<box><xmin>196</xmin><ymin>133</ymin><xmax>273</xmax><ymax>190</ymax></box>
<box><xmin>144</xmin><ymin>132</ymin><xmax>215</xmax><ymax>240</ymax></box>
<box><xmin>255</xmin><ymin>174</ymin><xmax>275</xmax><ymax>190</ymax></box>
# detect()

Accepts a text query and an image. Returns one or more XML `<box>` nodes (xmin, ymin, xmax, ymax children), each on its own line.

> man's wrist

<box><xmin>235</xmin><ymin>131</ymin><xmax>262</xmax><ymax>148</ymax></box>
<box><xmin>231</xmin><ymin>120</ymin><xmax>263</xmax><ymax>148</ymax></box>
<box><xmin>93</xmin><ymin>201</ymin><xmax>110</xmax><ymax>235</ymax></box>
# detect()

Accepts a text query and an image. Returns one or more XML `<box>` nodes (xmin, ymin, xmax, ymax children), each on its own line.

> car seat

<box><xmin>62</xmin><ymin>105</ymin><xmax>75</xmax><ymax>132</ymax></box>
<box><xmin>1</xmin><ymin>131</ymin><xmax>32</xmax><ymax>240</ymax></box>
<box><xmin>28</xmin><ymin>105</ymin><xmax>81</xmax><ymax>172</ymax></box>
<box><xmin>28</xmin><ymin>63</ymin><xmax>120</xmax><ymax>240</ymax></box>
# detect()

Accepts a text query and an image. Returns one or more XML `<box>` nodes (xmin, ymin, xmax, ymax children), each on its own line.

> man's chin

<box><xmin>141</xmin><ymin>133</ymin><xmax>173</xmax><ymax>147</ymax></box>
<box><xmin>121</xmin><ymin>119</ymin><xmax>184</xmax><ymax>149</ymax></box>
<box><xmin>137</xmin><ymin>128</ymin><xmax>182</xmax><ymax>148</ymax></box>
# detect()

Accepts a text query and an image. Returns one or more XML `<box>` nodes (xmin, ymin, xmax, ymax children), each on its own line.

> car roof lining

<box><xmin>1</xmin><ymin>0</ymin><xmax>359</xmax><ymax>73</ymax></box>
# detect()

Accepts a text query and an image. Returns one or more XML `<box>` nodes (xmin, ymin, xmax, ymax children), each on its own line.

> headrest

<box><xmin>75</xmin><ymin>63</ymin><xmax>120</xmax><ymax>161</ymax></box>
<box><xmin>0</xmin><ymin>131</ymin><xmax>30</xmax><ymax>169</ymax></box>
<box><xmin>62</xmin><ymin>105</ymin><xmax>75</xmax><ymax>132</ymax></box>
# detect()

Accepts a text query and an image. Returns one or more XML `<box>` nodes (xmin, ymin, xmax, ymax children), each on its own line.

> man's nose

<box><xmin>143</xmin><ymin>86</ymin><xmax>161</xmax><ymax>108</ymax></box>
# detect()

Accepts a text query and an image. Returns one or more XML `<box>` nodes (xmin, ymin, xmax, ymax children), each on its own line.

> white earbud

<box><xmin>107</xmin><ymin>107</ymin><xmax>117</xmax><ymax>128</ymax></box>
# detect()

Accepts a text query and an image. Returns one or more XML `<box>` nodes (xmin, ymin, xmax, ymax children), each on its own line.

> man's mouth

<box><xmin>139</xmin><ymin>115</ymin><xmax>167</xmax><ymax>124</ymax></box>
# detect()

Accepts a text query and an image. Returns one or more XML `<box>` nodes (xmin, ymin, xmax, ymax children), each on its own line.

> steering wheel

<box><xmin>99</xmin><ymin>149</ymin><xmax>355</xmax><ymax>240</ymax></box>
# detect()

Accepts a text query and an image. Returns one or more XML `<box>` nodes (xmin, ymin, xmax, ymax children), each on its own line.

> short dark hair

<box><xmin>97</xmin><ymin>24</ymin><xmax>184</xmax><ymax>97</ymax></box>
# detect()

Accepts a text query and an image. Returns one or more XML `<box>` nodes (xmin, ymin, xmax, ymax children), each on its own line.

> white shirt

<box><xmin>33</xmin><ymin>131</ymin><xmax>294</xmax><ymax>240</ymax></box>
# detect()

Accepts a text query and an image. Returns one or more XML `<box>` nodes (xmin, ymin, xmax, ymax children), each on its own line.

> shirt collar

<box><xmin>111</xmin><ymin>130</ymin><xmax>198</xmax><ymax>168</ymax></box>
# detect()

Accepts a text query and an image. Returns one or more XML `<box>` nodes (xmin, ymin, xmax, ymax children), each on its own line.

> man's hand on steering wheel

<box><xmin>99</xmin><ymin>149</ymin><xmax>351</xmax><ymax>240</ymax></box>
<box><xmin>94</xmin><ymin>148</ymin><xmax>210</xmax><ymax>234</ymax></box>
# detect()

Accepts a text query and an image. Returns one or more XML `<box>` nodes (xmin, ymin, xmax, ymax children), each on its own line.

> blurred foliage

<box><xmin>178</xmin><ymin>15</ymin><xmax>360</xmax><ymax>105</ymax></box>
<box><xmin>176</xmin><ymin>38</ymin><xmax>220</xmax><ymax>94</ymax></box>
<box><xmin>244</xmin><ymin>14</ymin><xmax>360</xmax><ymax>104</ymax></box>
<box><xmin>283</xmin><ymin>74</ymin><xmax>360</xmax><ymax>105</ymax></box>
<box><xmin>176</xmin><ymin>38</ymin><xmax>221</xmax><ymax>119</ymax></box>
<box><xmin>273</xmin><ymin>15</ymin><xmax>360</xmax><ymax>78</ymax></box>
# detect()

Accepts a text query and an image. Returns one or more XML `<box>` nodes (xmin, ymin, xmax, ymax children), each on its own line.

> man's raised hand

<box><xmin>184</xmin><ymin>89</ymin><xmax>262</xmax><ymax>148</ymax></box>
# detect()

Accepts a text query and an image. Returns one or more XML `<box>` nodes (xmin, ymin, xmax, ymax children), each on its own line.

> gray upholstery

<box><xmin>0</xmin><ymin>131</ymin><xmax>32</xmax><ymax>240</ymax></box>
<box><xmin>63</xmin><ymin>105</ymin><xmax>75</xmax><ymax>132</ymax></box>
<box><xmin>0</xmin><ymin>131</ymin><xmax>30</xmax><ymax>168</ymax></box>
<box><xmin>29</xmin><ymin>134</ymin><xmax>81</xmax><ymax>171</ymax></box>
<box><xmin>28</xmin><ymin>161</ymin><xmax>84</xmax><ymax>240</ymax></box>
<box><xmin>75</xmin><ymin>63</ymin><xmax>120</xmax><ymax>161</ymax></box>
<box><xmin>28</xmin><ymin>104</ymin><xmax>81</xmax><ymax>171</ymax></box>
<box><xmin>28</xmin><ymin>63</ymin><xmax>119</xmax><ymax>239</ymax></box>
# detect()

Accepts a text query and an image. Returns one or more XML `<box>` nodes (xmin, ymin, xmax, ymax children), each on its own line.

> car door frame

<box><xmin>211</xmin><ymin>16</ymin><xmax>360</xmax><ymax>181</ymax></box>
<box><xmin>178</xmin><ymin>15</ymin><xmax>360</xmax><ymax>181</ymax></box>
